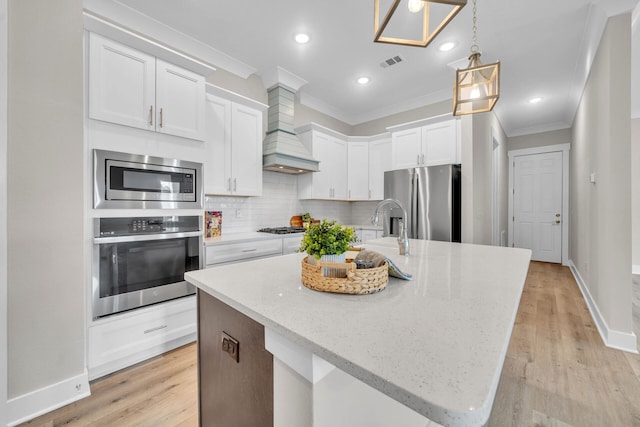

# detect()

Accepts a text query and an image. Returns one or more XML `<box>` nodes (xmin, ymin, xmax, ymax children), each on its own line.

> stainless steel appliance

<box><xmin>258</xmin><ymin>226</ymin><xmax>306</xmax><ymax>234</ymax></box>
<box><xmin>92</xmin><ymin>216</ymin><xmax>202</xmax><ymax>319</ymax></box>
<box><xmin>383</xmin><ymin>164</ymin><xmax>461</xmax><ymax>242</ymax></box>
<box><xmin>93</xmin><ymin>149</ymin><xmax>203</xmax><ymax>209</ymax></box>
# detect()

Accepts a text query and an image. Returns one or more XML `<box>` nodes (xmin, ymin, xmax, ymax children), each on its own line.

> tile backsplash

<box><xmin>205</xmin><ymin>171</ymin><xmax>381</xmax><ymax>234</ymax></box>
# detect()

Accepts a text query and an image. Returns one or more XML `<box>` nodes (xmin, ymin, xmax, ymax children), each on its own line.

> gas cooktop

<box><xmin>258</xmin><ymin>227</ymin><xmax>306</xmax><ymax>235</ymax></box>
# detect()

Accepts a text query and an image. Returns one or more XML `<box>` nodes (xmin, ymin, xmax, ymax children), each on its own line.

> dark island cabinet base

<box><xmin>197</xmin><ymin>290</ymin><xmax>274</xmax><ymax>426</ymax></box>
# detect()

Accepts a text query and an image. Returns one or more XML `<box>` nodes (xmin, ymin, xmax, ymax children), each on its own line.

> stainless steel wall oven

<box><xmin>92</xmin><ymin>216</ymin><xmax>202</xmax><ymax>319</ymax></box>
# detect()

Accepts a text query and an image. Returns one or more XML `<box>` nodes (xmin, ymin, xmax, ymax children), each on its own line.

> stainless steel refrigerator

<box><xmin>383</xmin><ymin>164</ymin><xmax>461</xmax><ymax>242</ymax></box>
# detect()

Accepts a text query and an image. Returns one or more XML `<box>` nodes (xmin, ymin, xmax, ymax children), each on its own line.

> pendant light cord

<box><xmin>470</xmin><ymin>0</ymin><xmax>479</xmax><ymax>54</ymax></box>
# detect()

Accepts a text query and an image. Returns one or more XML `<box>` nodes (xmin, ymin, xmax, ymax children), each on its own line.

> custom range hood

<box><xmin>263</xmin><ymin>85</ymin><xmax>319</xmax><ymax>173</ymax></box>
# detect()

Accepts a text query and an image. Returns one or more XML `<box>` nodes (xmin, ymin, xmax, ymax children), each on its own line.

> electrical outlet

<box><xmin>221</xmin><ymin>332</ymin><xmax>239</xmax><ymax>363</ymax></box>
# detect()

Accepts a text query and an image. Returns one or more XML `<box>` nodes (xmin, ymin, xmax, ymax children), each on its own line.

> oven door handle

<box><xmin>94</xmin><ymin>230</ymin><xmax>203</xmax><ymax>244</ymax></box>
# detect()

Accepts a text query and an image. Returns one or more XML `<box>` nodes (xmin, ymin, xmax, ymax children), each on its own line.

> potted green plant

<box><xmin>299</xmin><ymin>219</ymin><xmax>355</xmax><ymax>277</ymax></box>
<box><xmin>301</xmin><ymin>212</ymin><xmax>311</xmax><ymax>228</ymax></box>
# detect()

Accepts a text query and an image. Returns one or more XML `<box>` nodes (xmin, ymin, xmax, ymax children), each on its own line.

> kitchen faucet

<box><xmin>371</xmin><ymin>198</ymin><xmax>410</xmax><ymax>256</ymax></box>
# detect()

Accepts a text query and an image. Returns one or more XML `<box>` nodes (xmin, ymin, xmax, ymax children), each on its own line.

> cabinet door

<box><xmin>155</xmin><ymin>59</ymin><xmax>206</xmax><ymax>141</ymax></box>
<box><xmin>204</xmin><ymin>96</ymin><xmax>232</xmax><ymax>195</ymax></box>
<box><xmin>230</xmin><ymin>103</ymin><xmax>263</xmax><ymax>196</ymax></box>
<box><xmin>391</xmin><ymin>128</ymin><xmax>422</xmax><ymax>170</ymax></box>
<box><xmin>361</xmin><ymin>229</ymin><xmax>378</xmax><ymax>243</ymax></box>
<box><xmin>368</xmin><ymin>138</ymin><xmax>392</xmax><ymax>200</ymax></box>
<box><xmin>310</xmin><ymin>132</ymin><xmax>334</xmax><ymax>199</ymax></box>
<box><xmin>329</xmin><ymin>137</ymin><xmax>348</xmax><ymax>200</ymax></box>
<box><xmin>88</xmin><ymin>33</ymin><xmax>155</xmax><ymax>131</ymax></box>
<box><xmin>422</xmin><ymin>120</ymin><xmax>457</xmax><ymax>166</ymax></box>
<box><xmin>347</xmin><ymin>141</ymin><xmax>369</xmax><ymax>200</ymax></box>
<box><xmin>198</xmin><ymin>291</ymin><xmax>273</xmax><ymax>427</ymax></box>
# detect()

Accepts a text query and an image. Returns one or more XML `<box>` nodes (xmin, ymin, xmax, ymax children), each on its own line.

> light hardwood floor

<box><xmin>20</xmin><ymin>262</ymin><xmax>640</xmax><ymax>427</ymax></box>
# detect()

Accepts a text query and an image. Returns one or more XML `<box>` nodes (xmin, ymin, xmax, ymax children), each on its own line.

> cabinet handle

<box><xmin>421</xmin><ymin>153</ymin><xmax>425</xmax><ymax>165</ymax></box>
<box><xmin>416</xmin><ymin>154</ymin><xmax>420</xmax><ymax>166</ymax></box>
<box><xmin>143</xmin><ymin>325</ymin><xmax>167</xmax><ymax>334</ymax></box>
<box><xmin>233</xmin><ymin>178</ymin><xmax>237</xmax><ymax>192</ymax></box>
<box><xmin>349</xmin><ymin>189</ymin><xmax>351</xmax><ymax>199</ymax></box>
<box><xmin>159</xmin><ymin>108</ymin><xmax>163</xmax><ymax>128</ymax></box>
<box><xmin>227</xmin><ymin>178</ymin><xmax>231</xmax><ymax>192</ymax></box>
<box><xmin>242</xmin><ymin>248</ymin><xmax>257</xmax><ymax>253</ymax></box>
<box><xmin>148</xmin><ymin>105</ymin><xmax>153</xmax><ymax>126</ymax></box>
<box><xmin>369</xmin><ymin>189</ymin><xmax>372</xmax><ymax>199</ymax></box>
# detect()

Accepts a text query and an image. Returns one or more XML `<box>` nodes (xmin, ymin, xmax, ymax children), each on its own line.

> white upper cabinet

<box><xmin>390</xmin><ymin>118</ymin><xmax>460</xmax><ymax>170</ymax></box>
<box><xmin>368</xmin><ymin>136</ymin><xmax>392</xmax><ymax>200</ymax></box>
<box><xmin>155</xmin><ymin>60</ymin><xmax>206</xmax><ymax>140</ymax></box>
<box><xmin>422</xmin><ymin>120</ymin><xmax>457</xmax><ymax>166</ymax></box>
<box><xmin>347</xmin><ymin>140</ymin><xmax>370</xmax><ymax>201</ymax></box>
<box><xmin>204</xmin><ymin>93</ymin><xmax>264</xmax><ymax>197</ymax></box>
<box><xmin>298</xmin><ymin>128</ymin><xmax>347</xmax><ymax>200</ymax></box>
<box><xmin>391</xmin><ymin>127</ymin><xmax>422</xmax><ymax>170</ymax></box>
<box><xmin>88</xmin><ymin>33</ymin><xmax>205</xmax><ymax>141</ymax></box>
<box><xmin>230</xmin><ymin>103</ymin><xmax>263</xmax><ymax>196</ymax></box>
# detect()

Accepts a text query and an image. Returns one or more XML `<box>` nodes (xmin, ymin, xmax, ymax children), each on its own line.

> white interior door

<box><xmin>513</xmin><ymin>151</ymin><xmax>563</xmax><ymax>263</ymax></box>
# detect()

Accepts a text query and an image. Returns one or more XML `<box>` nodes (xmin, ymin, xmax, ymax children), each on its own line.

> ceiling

<box><xmin>112</xmin><ymin>0</ymin><xmax>639</xmax><ymax>137</ymax></box>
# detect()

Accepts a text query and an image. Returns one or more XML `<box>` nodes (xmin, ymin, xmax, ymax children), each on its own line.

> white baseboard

<box><xmin>7</xmin><ymin>369</ymin><xmax>90</xmax><ymax>426</ymax></box>
<box><xmin>568</xmin><ymin>260</ymin><xmax>638</xmax><ymax>354</ymax></box>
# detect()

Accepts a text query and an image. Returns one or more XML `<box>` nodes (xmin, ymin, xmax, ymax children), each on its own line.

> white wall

<box><xmin>7</xmin><ymin>0</ymin><xmax>87</xmax><ymax>418</ymax></box>
<box><xmin>0</xmin><ymin>0</ymin><xmax>7</xmax><ymax>423</ymax></box>
<box><xmin>632</xmin><ymin>118</ymin><xmax>640</xmax><ymax>272</ymax></box>
<box><xmin>460</xmin><ymin>112</ymin><xmax>508</xmax><ymax>246</ymax></box>
<box><xmin>570</xmin><ymin>13</ymin><xmax>634</xmax><ymax>350</ymax></box>
<box><xmin>508</xmin><ymin>128</ymin><xmax>571</xmax><ymax>152</ymax></box>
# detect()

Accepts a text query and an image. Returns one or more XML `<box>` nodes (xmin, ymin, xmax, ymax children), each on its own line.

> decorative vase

<box><xmin>320</xmin><ymin>253</ymin><xmax>346</xmax><ymax>278</ymax></box>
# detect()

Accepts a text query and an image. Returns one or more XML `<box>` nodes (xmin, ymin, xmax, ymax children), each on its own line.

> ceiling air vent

<box><xmin>380</xmin><ymin>54</ymin><xmax>404</xmax><ymax>68</ymax></box>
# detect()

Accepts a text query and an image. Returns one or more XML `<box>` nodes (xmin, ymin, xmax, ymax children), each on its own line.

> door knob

<box><xmin>555</xmin><ymin>220</ymin><xmax>561</xmax><ymax>224</ymax></box>
<box><xmin>555</xmin><ymin>213</ymin><xmax>561</xmax><ymax>217</ymax></box>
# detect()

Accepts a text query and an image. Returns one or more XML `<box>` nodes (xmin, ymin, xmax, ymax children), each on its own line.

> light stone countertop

<box><xmin>186</xmin><ymin>237</ymin><xmax>531</xmax><ymax>426</ymax></box>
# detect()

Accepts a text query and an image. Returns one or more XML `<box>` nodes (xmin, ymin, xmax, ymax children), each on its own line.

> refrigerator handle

<box><xmin>411</xmin><ymin>170</ymin><xmax>419</xmax><ymax>239</ymax></box>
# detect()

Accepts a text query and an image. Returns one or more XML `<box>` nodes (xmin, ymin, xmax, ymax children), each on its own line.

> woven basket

<box><xmin>301</xmin><ymin>256</ymin><xmax>388</xmax><ymax>295</ymax></box>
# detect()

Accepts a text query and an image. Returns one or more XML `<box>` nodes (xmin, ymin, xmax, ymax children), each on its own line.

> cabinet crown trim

<box><xmin>206</xmin><ymin>84</ymin><xmax>268</xmax><ymax>111</ymax></box>
<box><xmin>386</xmin><ymin>113</ymin><xmax>459</xmax><ymax>133</ymax></box>
<box><xmin>84</xmin><ymin>13</ymin><xmax>215</xmax><ymax>77</ymax></box>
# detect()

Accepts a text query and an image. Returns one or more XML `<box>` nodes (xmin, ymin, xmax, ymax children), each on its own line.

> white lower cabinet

<box><xmin>354</xmin><ymin>228</ymin><xmax>383</xmax><ymax>244</ymax></box>
<box><xmin>206</xmin><ymin>238</ymin><xmax>283</xmax><ymax>266</ymax></box>
<box><xmin>88</xmin><ymin>296</ymin><xmax>196</xmax><ymax>380</ymax></box>
<box><xmin>282</xmin><ymin>234</ymin><xmax>304</xmax><ymax>255</ymax></box>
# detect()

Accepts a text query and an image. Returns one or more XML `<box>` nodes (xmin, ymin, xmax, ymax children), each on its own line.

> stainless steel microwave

<box><xmin>94</xmin><ymin>149</ymin><xmax>203</xmax><ymax>209</ymax></box>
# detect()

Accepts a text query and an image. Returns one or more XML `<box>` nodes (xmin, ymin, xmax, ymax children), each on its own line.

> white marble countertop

<box><xmin>186</xmin><ymin>238</ymin><xmax>531</xmax><ymax>426</ymax></box>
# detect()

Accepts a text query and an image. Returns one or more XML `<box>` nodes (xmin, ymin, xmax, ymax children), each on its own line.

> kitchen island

<box><xmin>186</xmin><ymin>238</ymin><xmax>531</xmax><ymax>426</ymax></box>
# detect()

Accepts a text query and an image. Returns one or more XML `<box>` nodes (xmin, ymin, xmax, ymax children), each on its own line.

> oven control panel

<box><xmin>95</xmin><ymin>216</ymin><xmax>201</xmax><ymax>237</ymax></box>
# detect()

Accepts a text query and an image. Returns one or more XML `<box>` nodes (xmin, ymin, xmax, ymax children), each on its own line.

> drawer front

<box><xmin>206</xmin><ymin>238</ymin><xmax>282</xmax><ymax>265</ymax></box>
<box><xmin>282</xmin><ymin>235</ymin><xmax>303</xmax><ymax>255</ymax></box>
<box><xmin>89</xmin><ymin>297</ymin><xmax>196</xmax><ymax>371</ymax></box>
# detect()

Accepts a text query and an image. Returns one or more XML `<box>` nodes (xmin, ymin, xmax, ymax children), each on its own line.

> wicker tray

<box><xmin>301</xmin><ymin>256</ymin><xmax>388</xmax><ymax>295</ymax></box>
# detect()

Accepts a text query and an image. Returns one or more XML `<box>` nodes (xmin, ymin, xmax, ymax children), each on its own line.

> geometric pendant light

<box><xmin>453</xmin><ymin>0</ymin><xmax>500</xmax><ymax>115</ymax></box>
<box><xmin>374</xmin><ymin>0</ymin><xmax>466</xmax><ymax>48</ymax></box>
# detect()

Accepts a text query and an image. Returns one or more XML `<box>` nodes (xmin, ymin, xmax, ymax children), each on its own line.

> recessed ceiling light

<box><xmin>357</xmin><ymin>76</ymin><xmax>370</xmax><ymax>85</ymax></box>
<box><xmin>294</xmin><ymin>33</ymin><xmax>310</xmax><ymax>44</ymax></box>
<box><xmin>438</xmin><ymin>42</ymin><xmax>456</xmax><ymax>52</ymax></box>
<box><xmin>529</xmin><ymin>97</ymin><xmax>543</xmax><ymax>104</ymax></box>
